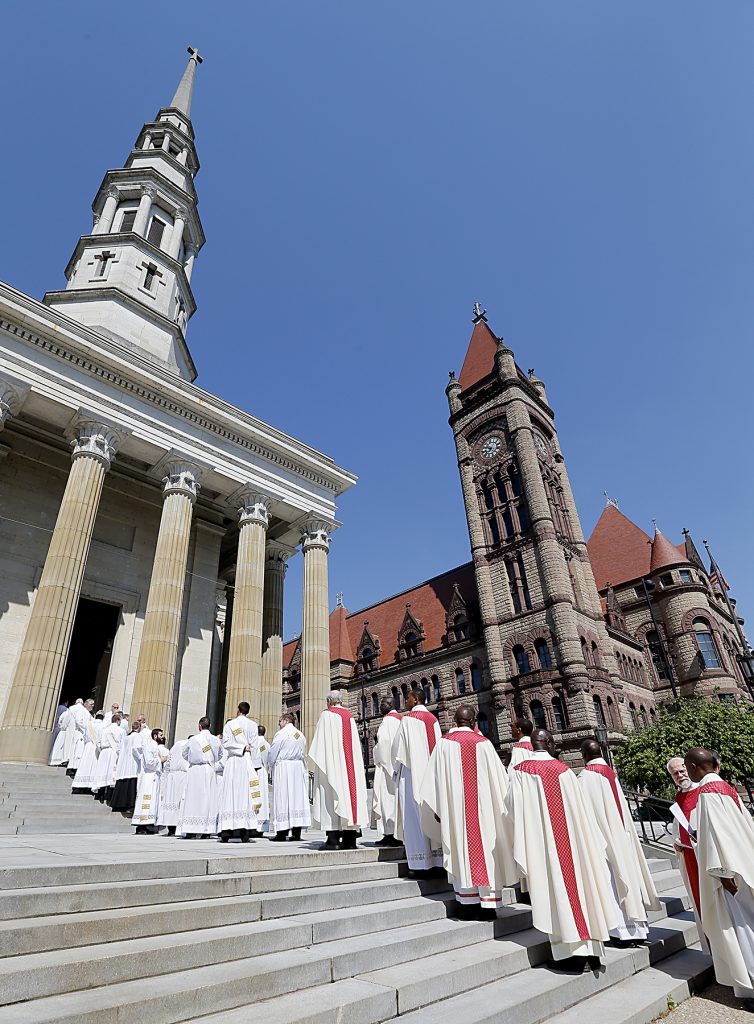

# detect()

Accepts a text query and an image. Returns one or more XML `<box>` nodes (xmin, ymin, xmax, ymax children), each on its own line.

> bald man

<box><xmin>509</xmin><ymin>718</ymin><xmax>535</xmax><ymax>768</ymax></box>
<box><xmin>684</xmin><ymin>747</ymin><xmax>754</xmax><ymax>1011</ymax></box>
<box><xmin>579</xmin><ymin>739</ymin><xmax>660</xmax><ymax>946</ymax></box>
<box><xmin>505</xmin><ymin>728</ymin><xmax>616</xmax><ymax>967</ymax></box>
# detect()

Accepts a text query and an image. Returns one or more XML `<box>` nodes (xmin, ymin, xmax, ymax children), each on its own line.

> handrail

<box><xmin>622</xmin><ymin>789</ymin><xmax>674</xmax><ymax>847</ymax></box>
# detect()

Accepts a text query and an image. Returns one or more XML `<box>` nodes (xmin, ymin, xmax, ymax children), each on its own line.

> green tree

<box><xmin>614</xmin><ymin>696</ymin><xmax>754</xmax><ymax>796</ymax></box>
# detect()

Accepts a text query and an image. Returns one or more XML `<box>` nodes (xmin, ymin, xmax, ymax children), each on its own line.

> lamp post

<box><xmin>641</xmin><ymin>577</ymin><xmax>679</xmax><ymax>700</ymax></box>
<box><xmin>737</xmin><ymin>648</ymin><xmax>754</xmax><ymax>703</ymax></box>
<box><xmin>359</xmin><ymin>671</ymin><xmax>371</xmax><ymax>789</ymax></box>
<box><xmin>594</xmin><ymin>723</ymin><xmax>614</xmax><ymax>768</ymax></box>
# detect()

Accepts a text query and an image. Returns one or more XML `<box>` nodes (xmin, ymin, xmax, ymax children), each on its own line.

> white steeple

<box><xmin>44</xmin><ymin>48</ymin><xmax>206</xmax><ymax>382</ymax></box>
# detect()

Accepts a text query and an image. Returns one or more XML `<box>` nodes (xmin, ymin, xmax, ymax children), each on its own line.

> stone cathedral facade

<box><xmin>0</xmin><ymin>53</ymin><xmax>355</xmax><ymax>762</ymax></box>
<box><xmin>283</xmin><ymin>309</ymin><xmax>750</xmax><ymax>770</ymax></box>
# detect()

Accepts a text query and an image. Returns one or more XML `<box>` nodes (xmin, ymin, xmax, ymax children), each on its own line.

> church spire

<box><xmin>170</xmin><ymin>47</ymin><xmax>203</xmax><ymax>118</ymax></box>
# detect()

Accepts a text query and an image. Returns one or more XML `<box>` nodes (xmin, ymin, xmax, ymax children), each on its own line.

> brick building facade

<box><xmin>282</xmin><ymin>309</ymin><xmax>750</xmax><ymax>771</ymax></box>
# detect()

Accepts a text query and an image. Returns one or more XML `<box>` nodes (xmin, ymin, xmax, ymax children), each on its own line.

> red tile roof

<box><xmin>330</xmin><ymin>604</ymin><xmax>354</xmax><ymax>662</ymax></box>
<box><xmin>458</xmin><ymin>320</ymin><xmax>499</xmax><ymax>391</ymax></box>
<box><xmin>587</xmin><ymin>506</ymin><xmax>688</xmax><ymax>591</ymax></box>
<box><xmin>650</xmin><ymin>528</ymin><xmax>686</xmax><ymax>573</ymax></box>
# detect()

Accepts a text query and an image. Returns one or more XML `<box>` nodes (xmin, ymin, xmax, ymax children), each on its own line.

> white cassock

<box><xmin>91</xmin><ymin>722</ymin><xmax>123</xmax><ymax>794</ymax></box>
<box><xmin>268</xmin><ymin>723</ymin><xmax>311</xmax><ymax>832</ymax></box>
<box><xmin>372</xmin><ymin>711</ymin><xmax>401</xmax><ymax>836</ymax></box>
<box><xmin>505</xmin><ymin>751</ymin><xmax>617</xmax><ymax>960</ymax></box>
<box><xmin>212</xmin><ymin>743</ymin><xmax>227</xmax><ymax>831</ymax></box>
<box><xmin>420</xmin><ymin>727</ymin><xmax>516</xmax><ymax>907</ymax></box>
<box><xmin>251</xmin><ymin>739</ymin><xmax>270</xmax><ymax>834</ymax></box>
<box><xmin>72</xmin><ymin>717</ymin><xmax>102</xmax><ymax>791</ymax></box>
<box><xmin>392</xmin><ymin>708</ymin><xmax>443</xmax><ymax>869</ymax></box>
<box><xmin>178</xmin><ymin>733</ymin><xmax>222</xmax><ymax>836</ymax></box>
<box><xmin>692</xmin><ymin>772</ymin><xmax>754</xmax><ymax>998</ymax></box>
<box><xmin>578</xmin><ymin>758</ymin><xmax>661</xmax><ymax>940</ymax></box>
<box><xmin>62</xmin><ymin>703</ymin><xmax>84</xmax><ymax>766</ymax></box>
<box><xmin>309</xmin><ymin>707</ymin><xmax>368</xmax><ymax>831</ymax></box>
<box><xmin>110</xmin><ymin>728</ymin><xmax>144</xmax><ymax>811</ymax></box>
<box><xmin>70</xmin><ymin>703</ymin><xmax>92</xmax><ymax>770</ymax></box>
<box><xmin>132</xmin><ymin>739</ymin><xmax>168</xmax><ymax>827</ymax></box>
<box><xmin>509</xmin><ymin>738</ymin><xmax>534</xmax><ymax>768</ymax></box>
<box><xmin>156</xmin><ymin>740</ymin><xmax>188</xmax><ymax>828</ymax></box>
<box><xmin>49</xmin><ymin>709</ymin><xmax>70</xmax><ymax>765</ymax></box>
<box><xmin>219</xmin><ymin>716</ymin><xmax>260</xmax><ymax>833</ymax></box>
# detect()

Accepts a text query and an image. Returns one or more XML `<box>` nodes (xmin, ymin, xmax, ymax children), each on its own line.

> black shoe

<box><xmin>270</xmin><ymin>831</ymin><xmax>289</xmax><ymax>842</ymax></box>
<box><xmin>475</xmin><ymin>907</ymin><xmax>498</xmax><ymax>922</ymax></box>
<box><xmin>341</xmin><ymin>835</ymin><xmax>358</xmax><ymax>850</ymax></box>
<box><xmin>290</xmin><ymin>828</ymin><xmax>302</xmax><ymax>841</ymax></box>
<box><xmin>167</xmin><ymin>826</ymin><xmax>176</xmax><ymax>836</ymax></box>
<box><xmin>134</xmin><ymin>826</ymin><xmax>149</xmax><ymax>835</ymax></box>
<box><xmin>427</xmin><ymin>867</ymin><xmax>446</xmax><ymax>880</ymax></box>
<box><xmin>319</xmin><ymin>830</ymin><xmax>341</xmax><ymax>850</ymax></box>
<box><xmin>219</xmin><ymin>832</ymin><xmax>231</xmax><ymax>843</ymax></box>
<box><xmin>551</xmin><ymin>956</ymin><xmax>589</xmax><ymax>974</ymax></box>
<box><xmin>450</xmin><ymin>900</ymin><xmax>473</xmax><ymax>919</ymax></box>
<box><xmin>376</xmin><ymin>834</ymin><xmax>402</xmax><ymax>847</ymax></box>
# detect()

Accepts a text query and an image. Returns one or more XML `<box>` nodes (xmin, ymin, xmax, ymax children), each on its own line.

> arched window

<box><xmin>513</xmin><ymin>645</ymin><xmax>530</xmax><ymax>675</ymax></box>
<box><xmin>530</xmin><ymin>700</ymin><xmax>547</xmax><ymax>728</ymax></box>
<box><xmin>693</xmin><ymin>618</ymin><xmax>721</xmax><ymax>669</ymax></box>
<box><xmin>470</xmin><ymin>663</ymin><xmax>482</xmax><ymax>692</ymax></box>
<box><xmin>593</xmin><ymin>694</ymin><xmax>606</xmax><ymax>727</ymax></box>
<box><xmin>400</xmin><ymin>683</ymin><xmax>409</xmax><ymax>707</ymax></box>
<box><xmin>404</xmin><ymin>632</ymin><xmax>419</xmax><ymax>659</ymax></box>
<box><xmin>453</xmin><ymin>614</ymin><xmax>469</xmax><ymax>641</ymax></box>
<box><xmin>628</xmin><ymin>702</ymin><xmax>639</xmax><ymax>729</ymax></box>
<box><xmin>581</xmin><ymin>637</ymin><xmax>591</xmax><ymax>666</ymax></box>
<box><xmin>606</xmin><ymin>696</ymin><xmax>617</xmax><ymax>729</ymax></box>
<box><xmin>535</xmin><ymin>638</ymin><xmax>552</xmax><ymax>670</ymax></box>
<box><xmin>639</xmin><ymin>705</ymin><xmax>649</xmax><ymax>728</ymax></box>
<box><xmin>552</xmin><ymin>695</ymin><xmax>566</xmax><ymax>731</ymax></box>
<box><xmin>361</xmin><ymin>646</ymin><xmax>374</xmax><ymax>672</ymax></box>
<box><xmin>391</xmin><ymin>686</ymin><xmax>400</xmax><ymax>710</ymax></box>
<box><xmin>421</xmin><ymin>678</ymin><xmax>430</xmax><ymax>703</ymax></box>
<box><xmin>646</xmin><ymin>630</ymin><xmax>669</xmax><ymax>680</ymax></box>
<box><xmin>411</xmin><ymin>680</ymin><xmax>420</xmax><ymax>691</ymax></box>
<box><xmin>649</xmin><ymin>707</ymin><xmax>656</xmax><ymax>722</ymax></box>
<box><xmin>371</xmin><ymin>693</ymin><xmax>379</xmax><ymax>717</ymax></box>
<box><xmin>477</xmin><ymin>711</ymin><xmax>490</xmax><ymax>736</ymax></box>
<box><xmin>432</xmin><ymin>675</ymin><xmax>441</xmax><ymax>702</ymax></box>
<box><xmin>456</xmin><ymin>667</ymin><xmax>466</xmax><ymax>695</ymax></box>
<box><xmin>591</xmin><ymin>641</ymin><xmax>600</xmax><ymax>667</ymax></box>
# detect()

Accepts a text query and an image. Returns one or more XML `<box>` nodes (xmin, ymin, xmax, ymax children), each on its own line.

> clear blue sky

<box><xmin>2</xmin><ymin>2</ymin><xmax>753</xmax><ymax>638</ymax></box>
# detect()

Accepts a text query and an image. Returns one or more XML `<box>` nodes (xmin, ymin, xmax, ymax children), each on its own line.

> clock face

<box><xmin>534</xmin><ymin>433</ymin><xmax>548</xmax><ymax>458</ymax></box>
<box><xmin>480</xmin><ymin>435</ymin><xmax>503</xmax><ymax>461</ymax></box>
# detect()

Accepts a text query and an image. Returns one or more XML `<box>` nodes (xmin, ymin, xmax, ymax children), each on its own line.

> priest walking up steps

<box><xmin>392</xmin><ymin>688</ymin><xmax>443</xmax><ymax>875</ymax></box>
<box><xmin>372</xmin><ymin>698</ymin><xmax>402</xmax><ymax>847</ymax></box>
<box><xmin>309</xmin><ymin>691</ymin><xmax>368</xmax><ymax>849</ymax></box>
<box><xmin>219</xmin><ymin>702</ymin><xmax>260</xmax><ymax>843</ymax></box>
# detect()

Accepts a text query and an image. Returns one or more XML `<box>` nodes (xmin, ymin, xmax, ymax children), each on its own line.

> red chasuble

<box><xmin>699</xmin><ymin>779</ymin><xmax>742</xmax><ymax>810</ymax></box>
<box><xmin>516</xmin><ymin>759</ymin><xmax>590</xmax><ymax>940</ymax></box>
<box><xmin>445</xmin><ymin>730</ymin><xmax>489</xmax><ymax>887</ymax></box>
<box><xmin>675</xmin><ymin>787</ymin><xmax>701</xmax><ymax>915</ymax></box>
<box><xmin>584</xmin><ymin>762</ymin><xmax>624</xmax><ymax>824</ymax></box>
<box><xmin>407</xmin><ymin>709</ymin><xmax>439</xmax><ymax>754</ymax></box>
<box><xmin>327</xmin><ymin>706</ymin><xmax>357</xmax><ymax>822</ymax></box>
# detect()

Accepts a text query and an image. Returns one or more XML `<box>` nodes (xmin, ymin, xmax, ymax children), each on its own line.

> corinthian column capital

<box><xmin>228</xmin><ymin>486</ymin><xmax>271</xmax><ymax>529</ymax></box>
<box><xmin>0</xmin><ymin>376</ymin><xmax>30</xmax><ymax>430</ymax></box>
<box><xmin>266</xmin><ymin>540</ymin><xmax>294</xmax><ymax>575</ymax></box>
<box><xmin>65</xmin><ymin>411</ymin><xmax>129</xmax><ymax>469</ymax></box>
<box><xmin>301</xmin><ymin>517</ymin><xmax>333</xmax><ymax>554</ymax></box>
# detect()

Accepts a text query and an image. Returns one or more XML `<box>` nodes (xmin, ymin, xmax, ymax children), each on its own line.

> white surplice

<box><xmin>420</xmin><ymin>727</ymin><xmax>516</xmax><ymax>905</ymax></box>
<box><xmin>132</xmin><ymin>738</ymin><xmax>168</xmax><ymax>826</ymax></box>
<box><xmin>692</xmin><ymin>772</ymin><xmax>754</xmax><ymax>997</ymax></box>
<box><xmin>251</xmin><ymin>740</ymin><xmax>270</xmax><ymax>834</ymax></box>
<box><xmin>509</xmin><ymin>739</ymin><xmax>534</xmax><ymax>769</ymax></box>
<box><xmin>505</xmin><ymin>751</ymin><xmax>617</xmax><ymax>960</ymax></box>
<box><xmin>156</xmin><ymin>740</ymin><xmax>188</xmax><ymax>827</ymax></box>
<box><xmin>392</xmin><ymin>709</ymin><xmax>443</xmax><ymax>869</ymax></box>
<box><xmin>72</xmin><ymin>718</ymin><xmax>101</xmax><ymax>791</ymax></box>
<box><xmin>178</xmin><ymin>732</ymin><xmax>222</xmax><ymax>836</ymax></box>
<box><xmin>62</xmin><ymin>702</ymin><xmax>84</xmax><ymax>766</ymax></box>
<box><xmin>372</xmin><ymin>711</ymin><xmax>401</xmax><ymax>836</ymax></box>
<box><xmin>268</xmin><ymin>723</ymin><xmax>311</xmax><ymax>832</ymax></box>
<box><xmin>219</xmin><ymin>716</ymin><xmax>259</xmax><ymax>832</ymax></box>
<box><xmin>114</xmin><ymin>729</ymin><xmax>143</xmax><ymax>783</ymax></box>
<box><xmin>578</xmin><ymin>758</ymin><xmax>660</xmax><ymax>940</ymax></box>
<box><xmin>69</xmin><ymin>703</ymin><xmax>92</xmax><ymax>771</ymax></box>
<box><xmin>91</xmin><ymin>722</ymin><xmax>123</xmax><ymax>792</ymax></box>
<box><xmin>309</xmin><ymin>707</ymin><xmax>368</xmax><ymax>831</ymax></box>
<box><xmin>49</xmin><ymin>709</ymin><xmax>70</xmax><ymax>765</ymax></box>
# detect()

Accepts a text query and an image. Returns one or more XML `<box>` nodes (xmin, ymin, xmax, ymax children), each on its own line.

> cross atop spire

<box><xmin>603</xmin><ymin>491</ymin><xmax>619</xmax><ymax>509</ymax></box>
<box><xmin>472</xmin><ymin>301</ymin><xmax>488</xmax><ymax>324</ymax></box>
<box><xmin>170</xmin><ymin>46</ymin><xmax>204</xmax><ymax>118</ymax></box>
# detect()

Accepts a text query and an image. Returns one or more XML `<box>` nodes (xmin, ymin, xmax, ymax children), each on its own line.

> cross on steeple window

<box><xmin>142</xmin><ymin>262</ymin><xmax>162</xmax><ymax>292</ymax></box>
<box><xmin>94</xmin><ymin>251</ymin><xmax>115</xmax><ymax>278</ymax></box>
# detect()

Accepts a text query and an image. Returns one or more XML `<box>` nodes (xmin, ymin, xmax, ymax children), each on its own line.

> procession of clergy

<box><xmin>48</xmin><ymin>689</ymin><xmax>754</xmax><ymax>1011</ymax></box>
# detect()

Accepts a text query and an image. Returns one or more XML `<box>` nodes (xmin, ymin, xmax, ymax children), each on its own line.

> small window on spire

<box><xmin>119</xmin><ymin>210</ymin><xmax>136</xmax><ymax>233</ymax></box>
<box><xmin>147</xmin><ymin>217</ymin><xmax>167</xmax><ymax>247</ymax></box>
<box><xmin>142</xmin><ymin>263</ymin><xmax>161</xmax><ymax>293</ymax></box>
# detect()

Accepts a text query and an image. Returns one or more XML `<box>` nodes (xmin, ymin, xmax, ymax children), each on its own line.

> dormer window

<box><xmin>404</xmin><ymin>632</ymin><xmax>419</xmax><ymax>658</ymax></box>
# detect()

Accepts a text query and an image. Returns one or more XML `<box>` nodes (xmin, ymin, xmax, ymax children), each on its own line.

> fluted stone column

<box><xmin>93</xmin><ymin>189</ymin><xmax>119</xmax><ymax>235</ymax></box>
<box><xmin>259</xmin><ymin>542</ymin><xmax>291</xmax><ymax>730</ymax></box>
<box><xmin>0</xmin><ymin>416</ymin><xmax>126</xmax><ymax>762</ymax></box>
<box><xmin>133</xmin><ymin>186</ymin><xmax>156</xmax><ymax>238</ymax></box>
<box><xmin>300</xmin><ymin>519</ymin><xmax>332</xmax><ymax>743</ymax></box>
<box><xmin>224</xmin><ymin>490</ymin><xmax>270</xmax><ymax>721</ymax></box>
<box><xmin>130</xmin><ymin>459</ymin><xmax>201</xmax><ymax>729</ymax></box>
<box><xmin>168</xmin><ymin>206</ymin><xmax>187</xmax><ymax>259</ymax></box>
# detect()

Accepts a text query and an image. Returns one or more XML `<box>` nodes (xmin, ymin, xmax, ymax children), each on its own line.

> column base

<box><xmin>0</xmin><ymin>726</ymin><xmax>53</xmax><ymax>764</ymax></box>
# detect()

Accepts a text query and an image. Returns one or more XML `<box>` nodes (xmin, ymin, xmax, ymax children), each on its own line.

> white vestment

<box><xmin>62</xmin><ymin>703</ymin><xmax>85</xmax><ymax>766</ymax></box>
<box><xmin>178</xmin><ymin>733</ymin><xmax>222</xmax><ymax>836</ymax></box>
<box><xmin>156</xmin><ymin>740</ymin><xmax>188</xmax><ymax>827</ymax></box>
<box><xmin>420</xmin><ymin>727</ymin><xmax>516</xmax><ymax>906</ymax></box>
<box><xmin>91</xmin><ymin>722</ymin><xmax>123</xmax><ymax>792</ymax></box>
<box><xmin>70</xmin><ymin>703</ymin><xmax>92</xmax><ymax>770</ymax></box>
<box><xmin>219</xmin><ymin>716</ymin><xmax>259</xmax><ymax>832</ymax></box>
<box><xmin>251</xmin><ymin>740</ymin><xmax>270</xmax><ymax>833</ymax></box>
<box><xmin>309</xmin><ymin>707</ymin><xmax>368</xmax><ymax>831</ymax></box>
<box><xmin>393</xmin><ymin>709</ymin><xmax>443</xmax><ymax>869</ymax></box>
<box><xmin>49</xmin><ymin>709</ymin><xmax>70</xmax><ymax>765</ymax></box>
<box><xmin>505</xmin><ymin>751</ymin><xmax>617</xmax><ymax>960</ymax></box>
<box><xmin>509</xmin><ymin>738</ymin><xmax>534</xmax><ymax>768</ymax></box>
<box><xmin>72</xmin><ymin>718</ymin><xmax>101</xmax><ymax>790</ymax></box>
<box><xmin>578</xmin><ymin>758</ymin><xmax>660</xmax><ymax>940</ymax></box>
<box><xmin>114</xmin><ymin>730</ymin><xmax>143</xmax><ymax>782</ymax></box>
<box><xmin>372</xmin><ymin>711</ymin><xmax>401</xmax><ymax>835</ymax></box>
<box><xmin>268</xmin><ymin>723</ymin><xmax>311</xmax><ymax>831</ymax></box>
<box><xmin>133</xmin><ymin>739</ymin><xmax>167</xmax><ymax>826</ymax></box>
<box><xmin>692</xmin><ymin>772</ymin><xmax>754</xmax><ymax>996</ymax></box>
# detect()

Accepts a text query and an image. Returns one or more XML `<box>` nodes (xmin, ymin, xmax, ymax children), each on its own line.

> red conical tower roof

<box><xmin>458</xmin><ymin>318</ymin><xmax>499</xmax><ymax>391</ymax></box>
<box><xmin>329</xmin><ymin>603</ymin><xmax>354</xmax><ymax>663</ymax></box>
<box><xmin>587</xmin><ymin>505</ymin><xmax>652</xmax><ymax>590</ymax></box>
<box><xmin>650</xmin><ymin>527</ymin><xmax>686</xmax><ymax>573</ymax></box>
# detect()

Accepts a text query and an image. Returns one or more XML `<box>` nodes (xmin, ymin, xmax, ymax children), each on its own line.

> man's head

<box><xmin>137</xmin><ymin>715</ymin><xmax>146</xmax><ymax>725</ymax></box>
<box><xmin>111</xmin><ymin>712</ymin><xmax>122</xmax><ymax>724</ymax></box>
<box><xmin>531</xmin><ymin>728</ymin><xmax>556</xmax><ymax>755</ymax></box>
<box><xmin>326</xmin><ymin>691</ymin><xmax>343</xmax><ymax>707</ymax></box>
<box><xmin>95</xmin><ymin>711</ymin><xmax>104</xmax><ymax>720</ymax></box>
<box><xmin>75</xmin><ymin>698</ymin><xmax>83</xmax><ymax>705</ymax></box>
<box><xmin>380</xmin><ymin>697</ymin><xmax>395</xmax><ymax>716</ymax></box>
<box><xmin>84</xmin><ymin>699</ymin><xmax>94</xmax><ymax>710</ymax></box>
<box><xmin>455</xmin><ymin>704</ymin><xmax>476</xmax><ymax>729</ymax></box>
<box><xmin>407</xmin><ymin>689</ymin><xmax>425</xmax><ymax>711</ymax></box>
<box><xmin>581</xmin><ymin>738</ymin><xmax>603</xmax><ymax>764</ymax></box>
<box><xmin>684</xmin><ymin>747</ymin><xmax>717</xmax><ymax>784</ymax></box>
<box><xmin>238</xmin><ymin>702</ymin><xmax>250</xmax><ymax>717</ymax></box>
<box><xmin>666</xmin><ymin>757</ymin><xmax>691</xmax><ymax>791</ymax></box>
<box><xmin>512</xmin><ymin>717</ymin><xmax>534</xmax><ymax>741</ymax></box>
<box><xmin>152</xmin><ymin>728</ymin><xmax>165</xmax><ymax>744</ymax></box>
<box><xmin>198</xmin><ymin>716</ymin><xmax>211</xmax><ymax>732</ymax></box>
<box><xmin>111</xmin><ymin>704</ymin><xmax>120</xmax><ymax>713</ymax></box>
<box><xmin>279</xmin><ymin>713</ymin><xmax>295</xmax><ymax>729</ymax></box>
<box><xmin>258</xmin><ymin>725</ymin><xmax>266</xmax><ymax>738</ymax></box>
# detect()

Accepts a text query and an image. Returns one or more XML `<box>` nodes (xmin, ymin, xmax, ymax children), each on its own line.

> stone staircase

<box><xmin>0</xmin><ymin>762</ymin><xmax>132</xmax><ymax>833</ymax></box>
<box><xmin>0</xmin><ymin>763</ymin><xmax>714</xmax><ymax>1024</ymax></box>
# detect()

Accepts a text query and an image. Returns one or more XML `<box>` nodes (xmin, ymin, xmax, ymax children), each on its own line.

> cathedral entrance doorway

<box><xmin>59</xmin><ymin>598</ymin><xmax>121</xmax><ymax>710</ymax></box>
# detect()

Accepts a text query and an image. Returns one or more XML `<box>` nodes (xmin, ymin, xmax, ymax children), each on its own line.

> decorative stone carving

<box><xmin>65</xmin><ymin>412</ymin><xmax>128</xmax><ymax>469</ymax></box>
<box><xmin>234</xmin><ymin>488</ymin><xmax>271</xmax><ymax>528</ymax></box>
<box><xmin>0</xmin><ymin>377</ymin><xmax>30</xmax><ymax>429</ymax></box>
<box><xmin>161</xmin><ymin>460</ymin><xmax>202</xmax><ymax>502</ymax></box>
<box><xmin>301</xmin><ymin>517</ymin><xmax>332</xmax><ymax>553</ymax></box>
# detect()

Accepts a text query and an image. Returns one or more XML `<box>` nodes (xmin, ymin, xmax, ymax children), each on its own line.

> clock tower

<box><xmin>446</xmin><ymin>306</ymin><xmax>625</xmax><ymax>757</ymax></box>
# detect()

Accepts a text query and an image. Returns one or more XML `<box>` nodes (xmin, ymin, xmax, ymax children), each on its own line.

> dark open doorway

<box><xmin>60</xmin><ymin>598</ymin><xmax>121</xmax><ymax>710</ymax></box>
